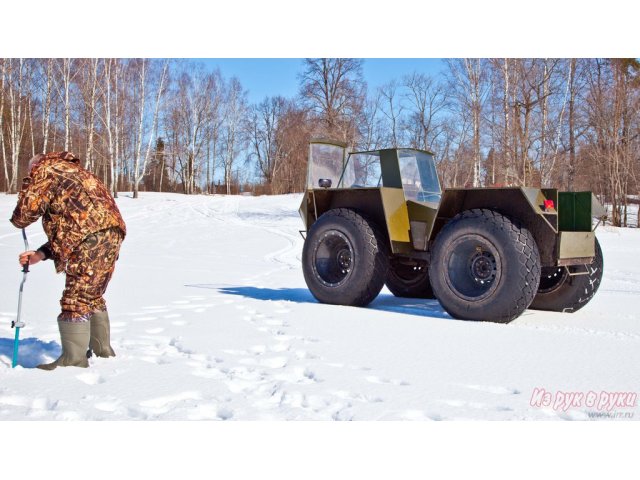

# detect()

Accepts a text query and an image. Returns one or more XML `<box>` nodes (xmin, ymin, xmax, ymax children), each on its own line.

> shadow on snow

<box><xmin>0</xmin><ymin>337</ymin><xmax>60</xmax><ymax>368</ymax></box>
<box><xmin>186</xmin><ymin>284</ymin><xmax>452</xmax><ymax>321</ymax></box>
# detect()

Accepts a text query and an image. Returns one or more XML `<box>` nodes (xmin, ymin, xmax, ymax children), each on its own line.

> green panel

<box><xmin>379</xmin><ymin>149</ymin><xmax>402</xmax><ymax>188</ymax></box>
<box><xmin>558</xmin><ymin>192</ymin><xmax>592</xmax><ymax>232</ymax></box>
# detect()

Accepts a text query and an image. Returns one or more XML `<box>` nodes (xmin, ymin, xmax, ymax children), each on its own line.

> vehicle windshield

<box><xmin>398</xmin><ymin>149</ymin><xmax>441</xmax><ymax>203</ymax></box>
<box><xmin>339</xmin><ymin>152</ymin><xmax>382</xmax><ymax>188</ymax></box>
<box><xmin>308</xmin><ymin>143</ymin><xmax>350</xmax><ymax>189</ymax></box>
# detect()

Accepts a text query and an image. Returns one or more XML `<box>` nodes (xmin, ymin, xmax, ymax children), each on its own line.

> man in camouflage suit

<box><xmin>10</xmin><ymin>151</ymin><xmax>126</xmax><ymax>370</ymax></box>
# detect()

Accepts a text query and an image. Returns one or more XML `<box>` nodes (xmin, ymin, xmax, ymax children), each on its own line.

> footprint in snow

<box><xmin>0</xmin><ymin>395</ymin><xmax>29</xmax><ymax>407</ymax></box>
<box><xmin>464</xmin><ymin>384</ymin><xmax>521</xmax><ymax>395</ymax></box>
<box><xmin>265</xmin><ymin>319</ymin><xmax>288</xmax><ymax>327</ymax></box>
<box><xmin>294</xmin><ymin>350</ymin><xmax>318</xmax><ymax>360</ymax></box>
<box><xmin>273</xmin><ymin>367</ymin><xmax>320</xmax><ymax>384</ymax></box>
<box><xmin>249</xmin><ymin>345</ymin><xmax>267</xmax><ymax>355</ymax></box>
<box><xmin>259</xmin><ymin>357</ymin><xmax>288</xmax><ymax>369</ymax></box>
<box><xmin>76</xmin><ymin>372</ymin><xmax>105</xmax><ymax>385</ymax></box>
<box><xmin>556</xmin><ymin>410</ymin><xmax>590</xmax><ymax>421</ymax></box>
<box><xmin>30</xmin><ymin>397</ymin><xmax>59</xmax><ymax>411</ymax></box>
<box><xmin>191</xmin><ymin>366</ymin><xmax>227</xmax><ymax>380</ymax></box>
<box><xmin>365</xmin><ymin>375</ymin><xmax>410</xmax><ymax>386</ymax></box>
<box><xmin>269</xmin><ymin>342</ymin><xmax>291</xmax><ymax>353</ymax></box>
<box><xmin>94</xmin><ymin>400</ymin><xmax>121</xmax><ymax>413</ymax></box>
<box><xmin>216</xmin><ymin>407</ymin><xmax>234</xmax><ymax>420</ymax></box>
<box><xmin>186</xmin><ymin>403</ymin><xmax>233</xmax><ymax>421</ymax></box>
<box><xmin>138</xmin><ymin>391</ymin><xmax>202</xmax><ymax>416</ymax></box>
<box><xmin>333</xmin><ymin>390</ymin><xmax>383</xmax><ymax>404</ymax></box>
<box><xmin>400</xmin><ymin>410</ymin><xmax>443</xmax><ymax>421</ymax></box>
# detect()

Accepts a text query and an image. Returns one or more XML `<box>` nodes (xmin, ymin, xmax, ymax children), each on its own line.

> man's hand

<box><xmin>19</xmin><ymin>250</ymin><xmax>44</xmax><ymax>267</ymax></box>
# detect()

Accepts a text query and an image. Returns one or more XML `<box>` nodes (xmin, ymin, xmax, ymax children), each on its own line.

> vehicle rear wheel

<box><xmin>429</xmin><ymin>209</ymin><xmax>541</xmax><ymax>323</ymax></box>
<box><xmin>529</xmin><ymin>237</ymin><xmax>603</xmax><ymax>312</ymax></box>
<box><xmin>302</xmin><ymin>208</ymin><xmax>389</xmax><ymax>307</ymax></box>
<box><xmin>385</xmin><ymin>258</ymin><xmax>435</xmax><ymax>299</ymax></box>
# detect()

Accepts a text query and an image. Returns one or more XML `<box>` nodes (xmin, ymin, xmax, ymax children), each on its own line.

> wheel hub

<box><xmin>313</xmin><ymin>230</ymin><xmax>355</xmax><ymax>287</ymax></box>
<box><xmin>444</xmin><ymin>235</ymin><xmax>502</xmax><ymax>300</ymax></box>
<box><xmin>337</xmin><ymin>248</ymin><xmax>352</xmax><ymax>271</ymax></box>
<box><xmin>470</xmin><ymin>251</ymin><xmax>497</xmax><ymax>284</ymax></box>
<box><xmin>538</xmin><ymin>266</ymin><xmax>568</xmax><ymax>293</ymax></box>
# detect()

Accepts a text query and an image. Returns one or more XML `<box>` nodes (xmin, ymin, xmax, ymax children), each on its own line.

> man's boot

<box><xmin>89</xmin><ymin>311</ymin><xmax>116</xmax><ymax>358</ymax></box>
<box><xmin>37</xmin><ymin>321</ymin><xmax>90</xmax><ymax>370</ymax></box>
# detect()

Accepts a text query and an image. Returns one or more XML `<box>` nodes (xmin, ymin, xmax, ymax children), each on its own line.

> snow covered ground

<box><xmin>1</xmin><ymin>192</ymin><xmax>639</xmax><ymax>421</ymax></box>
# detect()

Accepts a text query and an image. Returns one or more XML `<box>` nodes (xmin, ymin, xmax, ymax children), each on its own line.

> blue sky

<box><xmin>199</xmin><ymin>59</ymin><xmax>446</xmax><ymax>104</ymax></box>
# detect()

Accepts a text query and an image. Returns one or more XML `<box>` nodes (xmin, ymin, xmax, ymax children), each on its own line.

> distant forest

<box><xmin>1</xmin><ymin>58</ymin><xmax>638</xmax><ymax>226</ymax></box>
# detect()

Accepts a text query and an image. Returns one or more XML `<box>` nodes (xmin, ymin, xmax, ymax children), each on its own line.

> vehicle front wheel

<box><xmin>302</xmin><ymin>208</ymin><xmax>389</xmax><ymax>307</ymax></box>
<box><xmin>429</xmin><ymin>209</ymin><xmax>541</xmax><ymax>323</ymax></box>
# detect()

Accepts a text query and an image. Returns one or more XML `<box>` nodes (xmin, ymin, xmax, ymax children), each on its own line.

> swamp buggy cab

<box><xmin>299</xmin><ymin>140</ymin><xmax>605</xmax><ymax>323</ymax></box>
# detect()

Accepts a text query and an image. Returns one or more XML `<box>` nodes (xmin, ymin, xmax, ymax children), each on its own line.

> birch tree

<box><xmin>221</xmin><ymin>77</ymin><xmax>248</xmax><ymax>194</ymax></box>
<box><xmin>133</xmin><ymin>59</ymin><xmax>169</xmax><ymax>198</ymax></box>
<box><xmin>101</xmin><ymin>58</ymin><xmax>120</xmax><ymax>196</ymax></box>
<box><xmin>447</xmin><ymin>59</ymin><xmax>488</xmax><ymax>187</ymax></box>
<box><xmin>81</xmin><ymin>58</ymin><xmax>100</xmax><ymax>172</ymax></box>
<box><xmin>40</xmin><ymin>58</ymin><xmax>54</xmax><ymax>154</ymax></box>
<box><xmin>5</xmin><ymin>59</ymin><xmax>31</xmax><ymax>193</ymax></box>
<box><xmin>55</xmin><ymin>58</ymin><xmax>76</xmax><ymax>151</ymax></box>
<box><xmin>1</xmin><ymin>59</ymin><xmax>7</xmax><ymax>192</ymax></box>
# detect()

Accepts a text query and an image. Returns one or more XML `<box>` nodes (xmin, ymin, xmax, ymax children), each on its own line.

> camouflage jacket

<box><xmin>10</xmin><ymin>152</ymin><xmax>127</xmax><ymax>273</ymax></box>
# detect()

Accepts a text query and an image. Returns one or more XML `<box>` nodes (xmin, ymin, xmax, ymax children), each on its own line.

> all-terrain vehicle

<box><xmin>299</xmin><ymin>140</ymin><xmax>605</xmax><ymax>323</ymax></box>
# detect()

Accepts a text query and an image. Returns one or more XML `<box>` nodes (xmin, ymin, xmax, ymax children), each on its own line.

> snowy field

<box><xmin>1</xmin><ymin>192</ymin><xmax>639</xmax><ymax>421</ymax></box>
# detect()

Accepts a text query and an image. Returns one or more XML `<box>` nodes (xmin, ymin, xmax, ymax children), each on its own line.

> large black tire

<box><xmin>429</xmin><ymin>209</ymin><xmax>541</xmax><ymax>323</ymax></box>
<box><xmin>529</xmin><ymin>237</ymin><xmax>603</xmax><ymax>312</ymax></box>
<box><xmin>302</xmin><ymin>208</ymin><xmax>389</xmax><ymax>307</ymax></box>
<box><xmin>385</xmin><ymin>258</ymin><xmax>435</xmax><ymax>299</ymax></box>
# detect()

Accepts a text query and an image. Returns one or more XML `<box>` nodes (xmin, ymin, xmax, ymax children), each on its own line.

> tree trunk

<box><xmin>133</xmin><ymin>59</ymin><xmax>147</xmax><ymax>199</ymax></box>
<box><xmin>0</xmin><ymin>59</ymin><xmax>8</xmax><ymax>192</ymax></box>
<box><xmin>567</xmin><ymin>59</ymin><xmax>577</xmax><ymax>191</ymax></box>
<box><xmin>85</xmin><ymin>58</ymin><xmax>99</xmax><ymax>172</ymax></box>
<box><xmin>135</xmin><ymin>59</ymin><xmax>168</xmax><ymax>199</ymax></box>
<box><xmin>62</xmin><ymin>58</ymin><xmax>73</xmax><ymax>151</ymax></box>
<box><xmin>42</xmin><ymin>59</ymin><xmax>53</xmax><ymax>153</ymax></box>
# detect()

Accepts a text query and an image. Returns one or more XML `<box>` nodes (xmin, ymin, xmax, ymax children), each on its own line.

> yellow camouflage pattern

<box><xmin>10</xmin><ymin>151</ymin><xmax>127</xmax><ymax>273</ymax></box>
